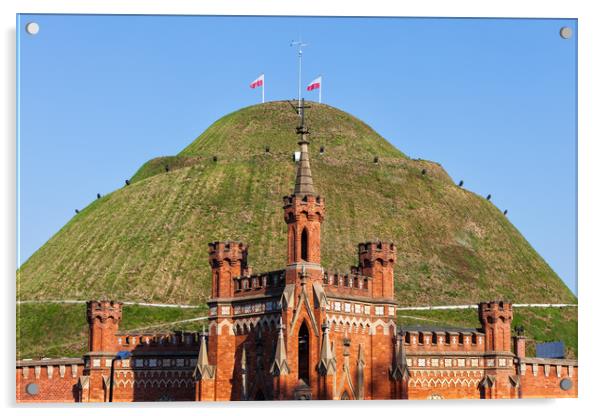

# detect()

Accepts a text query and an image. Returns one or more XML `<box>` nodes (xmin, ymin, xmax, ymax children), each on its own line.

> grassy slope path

<box><xmin>16</xmin><ymin>302</ymin><xmax>577</xmax><ymax>360</ymax></box>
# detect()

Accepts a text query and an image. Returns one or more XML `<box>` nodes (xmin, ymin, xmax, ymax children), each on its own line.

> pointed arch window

<box><xmin>301</xmin><ymin>228</ymin><xmax>309</xmax><ymax>262</ymax></box>
<box><xmin>298</xmin><ymin>322</ymin><xmax>310</xmax><ymax>383</ymax></box>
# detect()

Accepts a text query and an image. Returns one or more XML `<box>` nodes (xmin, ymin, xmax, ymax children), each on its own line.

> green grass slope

<box><xmin>16</xmin><ymin>303</ymin><xmax>576</xmax><ymax>359</ymax></box>
<box><xmin>17</xmin><ymin>101</ymin><xmax>576</xmax><ymax>307</ymax></box>
<box><xmin>16</xmin><ymin>303</ymin><xmax>206</xmax><ymax>360</ymax></box>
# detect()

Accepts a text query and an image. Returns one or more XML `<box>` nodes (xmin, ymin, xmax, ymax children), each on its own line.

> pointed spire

<box><xmin>390</xmin><ymin>333</ymin><xmax>410</xmax><ymax>381</ymax></box>
<box><xmin>357</xmin><ymin>343</ymin><xmax>366</xmax><ymax>399</ymax></box>
<box><xmin>270</xmin><ymin>318</ymin><xmax>290</xmax><ymax>376</ymax></box>
<box><xmin>198</xmin><ymin>333</ymin><xmax>209</xmax><ymax>367</ymax></box>
<box><xmin>318</xmin><ymin>320</ymin><xmax>336</xmax><ymax>375</ymax></box>
<box><xmin>357</xmin><ymin>343</ymin><xmax>365</xmax><ymax>366</ymax></box>
<box><xmin>193</xmin><ymin>332</ymin><xmax>215</xmax><ymax>380</ymax></box>
<box><xmin>293</xmin><ymin>99</ymin><xmax>316</xmax><ymax>197</ymax></box>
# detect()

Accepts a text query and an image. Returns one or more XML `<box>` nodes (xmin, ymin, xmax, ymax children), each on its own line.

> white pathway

<box><xmin>16</xmin><ymin>300</ymin><xmax>576</xmax><ymax>332</ymax></box>
<box><xmin>16</xmin><ymin>300</ymin><xmax>201</xmax><ymax>309</ymax></box>
<box><xmin>17</xmin><ymin>299</ymin><xmax>577</xmax><ymax>310</ymax></box>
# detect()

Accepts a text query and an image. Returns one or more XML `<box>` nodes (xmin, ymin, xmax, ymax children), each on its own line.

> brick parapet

<box><xmin>16</xmin><ymin>358</ymin><xmax>84</xmax><ymax>402</ymax></box>
<box><xmin>518</xmin><ymin>359</ymin><xmax>578</xmax><ymax>398</ymax></box>
<box><xmin>232</xmin><ymin>270</ymin><xmax>286</xmax><ymax>297</ymax></box>
<box><xmin>322</xmin><ymin>271</ymin><xmax>372</xmax><ymax>297</ymax></box>
<box><xmin>357</xmin><ymin>242</ymin><xmax>396</xmax><ymax>299</ymax></box>
<box><xmin>404</xmin><ymin>330</ymin><xmax>486</xmax><ymax>353</ymax></box>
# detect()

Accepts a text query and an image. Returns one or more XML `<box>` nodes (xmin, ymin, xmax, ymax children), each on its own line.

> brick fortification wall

<box><xmin>16</xmin><ymin>301</ymin><xmax>199</xmax><ymax>403</ymax></box>
<box><xmin>519</xmin><ymin>360</ymin><xmax>578</xmax><ymax>398</ymax></box>
<box><xmin>16</xmin><ymin>359</ymin><xmax>83</xmax><ymax>402</ymax></box>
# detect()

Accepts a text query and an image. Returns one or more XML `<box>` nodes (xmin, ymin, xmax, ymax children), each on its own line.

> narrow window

<box><xmin>298</xmin><ymin>322</ymin><xmax>310</xmax><ymax>384</ymax></box>
<box><xmin>301</xmin><ymin>228</ymin><xmax>309</xmax><ymax>262</ymax></box>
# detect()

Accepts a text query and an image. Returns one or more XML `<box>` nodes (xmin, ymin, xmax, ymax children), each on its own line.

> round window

<box><xmin>560</xmin><ymin>378</ymin><xmax>573</xmax><ymax>391</ymax></box>
<box><xmin>25</xmin><ymin>383</ymin><xmax>39</xmax><ymax>396</ymax></box>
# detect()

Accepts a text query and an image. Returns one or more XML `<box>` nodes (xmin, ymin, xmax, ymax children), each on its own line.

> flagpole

<box><xmin>319</xmin><ymin>76</ymin><xmax>322</xmax><ymax>104</ymax></box>
<box><xmin>291</xmin><ymin>39</ymin><xmax>308</xmax><ymax>111</ymax></box>
<box><xmin>262</xmin><ymin>74</ymin><xmax>265</xmax><ymax>103</ymax></box>
<box><xmin>298</xmin><ymin>49</ymin><xmax>302</xmax><ymax>108</ymax></box>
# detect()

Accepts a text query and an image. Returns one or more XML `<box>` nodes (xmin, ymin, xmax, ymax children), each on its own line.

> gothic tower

<box><xmin>283</xmin><ymin>99</ymin><xmax>325</xmax><ymax>283</ymax></box>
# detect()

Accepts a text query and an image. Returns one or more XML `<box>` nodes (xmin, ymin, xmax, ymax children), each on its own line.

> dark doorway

<box><xmin>298</xmin><ymin>322</ymin><xmax>310</xmax><ymax>383</ymax></box>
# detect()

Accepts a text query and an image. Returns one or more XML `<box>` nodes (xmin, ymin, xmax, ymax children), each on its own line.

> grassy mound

<box><xmin>17</xmin><ymin>100</ymin><xmax>575</xmax><ymax>327</ymax></box>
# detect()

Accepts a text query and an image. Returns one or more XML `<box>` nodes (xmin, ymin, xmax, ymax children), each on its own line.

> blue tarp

<box><xmin>535</xmin><ymin>341</ymin><xmax>565</xmax><ymax>359</ymax></box>
<box><xmin>116</xmin><ymin>350</ymin><xmax>132</xmax><ymax>360</ymax></box>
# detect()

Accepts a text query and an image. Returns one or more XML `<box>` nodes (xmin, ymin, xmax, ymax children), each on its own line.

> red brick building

<box><xmin>16</xmin><ymin>102</ymin><xmax>577</xmax><ymax>402</ymax></box>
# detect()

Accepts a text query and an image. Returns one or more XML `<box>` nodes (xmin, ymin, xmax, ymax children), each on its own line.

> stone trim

<box><xmin>17</xmin><ymin>358</ymin><xmax>84</xmax><ymax>367</ymax></box>
<box><xmin>324</xmin><ymin>290</ymin><xmax>398</xmax><ymax>304</ymax></box>
<box><xmin>520</xmin><ymin>357</ymin><xmax>578</xmax><ymax>366</ymax></box>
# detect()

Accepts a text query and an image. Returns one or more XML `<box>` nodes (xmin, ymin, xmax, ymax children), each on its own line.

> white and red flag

<box><xmin>306</xmin><ymin>76</ymin><xmax>321</xmax><ymax>91</ymax></box>
<box><xmin>306</xmin><ymin>76</ymin><xmax>322</xmax><ymax>103</ymax></box>
<box><xmin>250</xmin><ymin>74</ymin><xmax>265</xmax><ymax>103</ymax></box>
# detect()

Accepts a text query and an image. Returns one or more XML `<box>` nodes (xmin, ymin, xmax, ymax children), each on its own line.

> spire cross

<box><xmin>296</xmin><ymin>98</ymin><xmax>311</xmax><ymax>136</ymax></box>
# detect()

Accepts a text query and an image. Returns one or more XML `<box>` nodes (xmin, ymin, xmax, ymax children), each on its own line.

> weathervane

<box><xmin>290</xmin><ymin>37</ymin><xmax>309</xmax><ymax>109</ymax></box>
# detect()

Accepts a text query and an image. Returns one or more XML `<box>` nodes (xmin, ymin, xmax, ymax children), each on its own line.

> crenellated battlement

<box><xmin>322</xmin><ymin>270</ymin><xmax>372</xmax><ymax>296</ymax></box>
<box><xmin>208</xmin><ymin>241</ymin><xmax>248</xmax><ymax>266</ymax></box>
<box><xmin>115</xmin><ymin>331</ymin><xmax>201</xmax><ymax>350</ymax></box>
<box><xmin>233</xmin><ymin>270</ymin><xmax>286</xmax><ymax>297</ymax></box>
<box><xmin>402</xmin><ymin>328</ymin><xmax>485</xmax><ymax>353</ymax></box>
<box><xmin>478</xmin><ymin>300</ymin><xmax>513</xmax><ymax>318</ymax></box>
<box><xmin>357</xmin><ymin>241</ymin><xmax>396</xmax><ymax>299</ymax></box>
<box><xmin>17</xmin><ymin>358</ymin><xmax>84</xmax><ymax>380</ymax></box>
<box><xmin>208</xmin><ymin>241</ymin><xmax>250</xmax><ymax>299</ymax></box>
<box><xmin>86</xmin><ymin>300</ymin><xmax>123</xmax><ymax>325</ymax></box>
<box><xmin>358</xmin><ymin>241</ymin><xmax>397</xmax><ymax>266</ymax></box>
<box><xmin>282</xmin><ymin>193</ymin><xmax>325</xmax><ymax>212</ymax></box>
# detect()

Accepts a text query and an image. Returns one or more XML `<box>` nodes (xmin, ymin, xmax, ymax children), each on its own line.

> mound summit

<box><xmin>17</xmin><ymin>101</ymin><xmax>576</xmax><ymax>306</ymax></box>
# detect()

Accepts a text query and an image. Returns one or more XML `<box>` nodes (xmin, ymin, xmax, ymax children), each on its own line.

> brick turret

<box><xmin>86</xmin><ymin>300</ymin><xmax>122</xmax><ymax>353</ymax></box>
<box><xmin>283</xmin><ymin>100</ymin><xmax>325</xmax><ymax>268</ymax></box>
<box><xmin>208</xmin><ymin>241</ymin><xmax>249</xmax><ymax>299</ymax></box>
<box><xmin>358</xmin><ymin>242</ymin><xmax>397</xmax><ymax>299</ymax></box>
<box><xmin>283</xmin><ymin>193</ymin><xmax>325</xmax><ymax>266</ymax></box>
<box><xmin>478</xmin><ymin>301</ymin><xmax>513</xmax><ymax>352</ymax></box>
<box><xmin>84</xmin><ymin>300</ymin><xmax>122</xmax><ymax>402</ymax></box>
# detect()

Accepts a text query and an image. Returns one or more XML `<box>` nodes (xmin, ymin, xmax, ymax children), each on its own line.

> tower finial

<box><xmin>270</xmin><ymin>317</ymin><xmax>290</xmax><ymax>376</ymax></box>
<box><xmin>293</xmin><ymin>98</ymin><xmax>316</xmax><ymax>196</ymax></box>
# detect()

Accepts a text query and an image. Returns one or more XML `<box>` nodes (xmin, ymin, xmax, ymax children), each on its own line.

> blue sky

<box><xmin>17</xmin><ymin>15</ymin><xmax>577</xmax><ymax>294</ymax></box>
